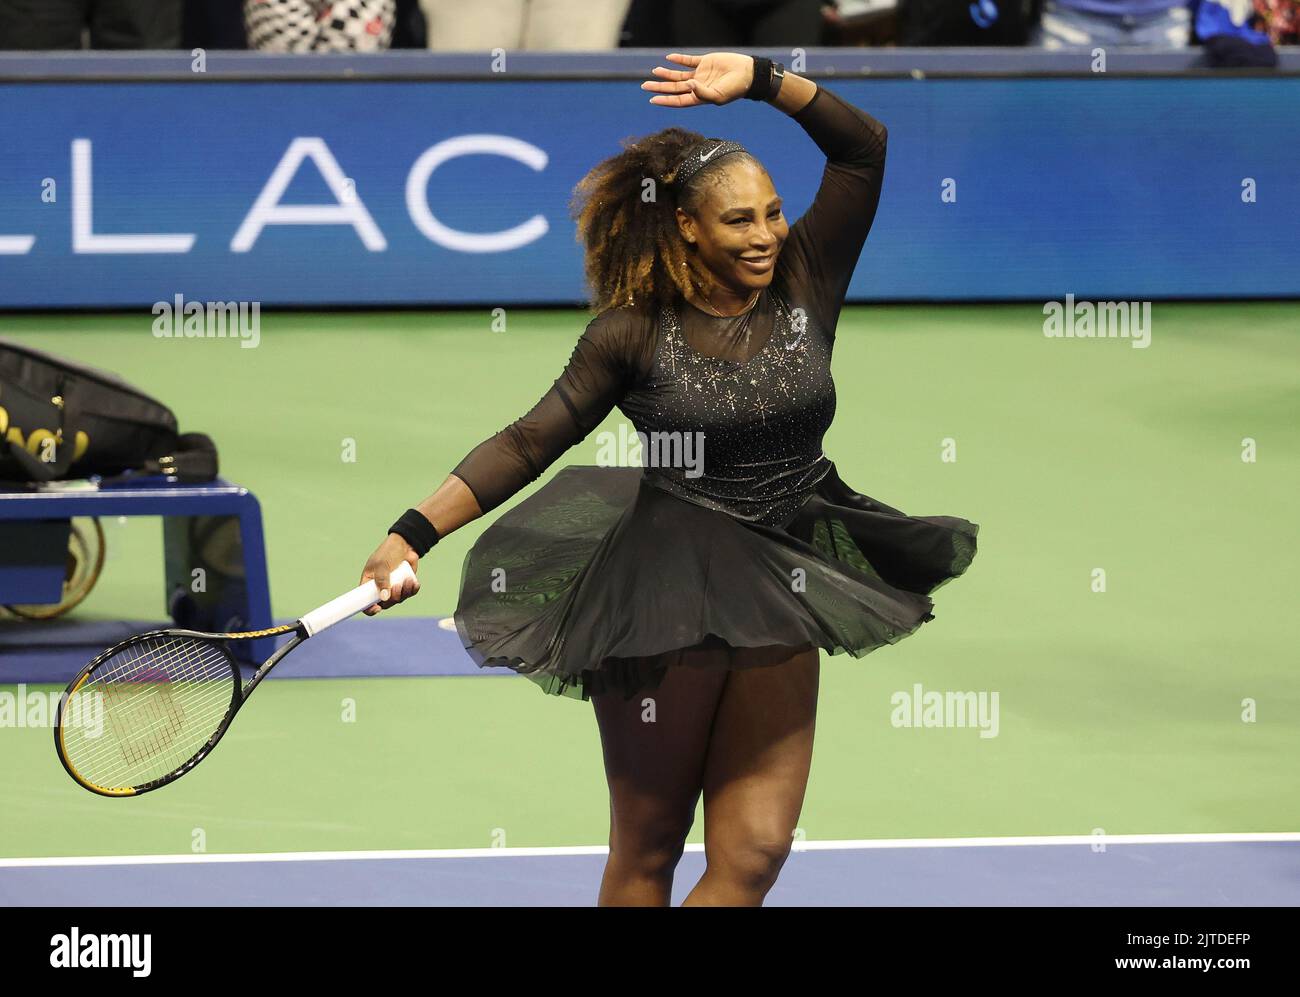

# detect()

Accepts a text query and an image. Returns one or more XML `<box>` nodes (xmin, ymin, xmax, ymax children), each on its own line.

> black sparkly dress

<box><xmin>450</xmin><ymin>85</ymin><xmax>979</xmax><ymax>701</ymax></box>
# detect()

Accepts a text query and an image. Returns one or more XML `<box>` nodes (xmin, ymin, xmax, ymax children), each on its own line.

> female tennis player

<box><xmin>360</xmin><ymin>51</ymin><xmax>978</xmax><ymax>906</ymax></box>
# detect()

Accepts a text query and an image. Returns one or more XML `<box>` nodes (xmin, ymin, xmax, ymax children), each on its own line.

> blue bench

<box><xmin>0</xmin><ymin>475</ymin><xmax>275</xmax><ymax>663</ymax></box>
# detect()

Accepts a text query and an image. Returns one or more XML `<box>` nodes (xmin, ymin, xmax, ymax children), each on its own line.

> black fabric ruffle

<box><xmin>454</xmin><ymin>463</ymin><xmax>978</xmax><ymax>701</ymax></box>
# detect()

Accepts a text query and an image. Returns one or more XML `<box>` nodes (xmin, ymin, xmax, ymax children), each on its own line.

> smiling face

<box><xmin>676</xmin><ymin>158</ymin><xmax>788</xmax><ymax>299</ymax></box>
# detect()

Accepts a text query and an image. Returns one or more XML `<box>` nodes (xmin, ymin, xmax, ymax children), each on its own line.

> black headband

<box><xmin>667</xmin><ymin>139</ymin><xmax>750</xmax><ymax>190</ymax></box>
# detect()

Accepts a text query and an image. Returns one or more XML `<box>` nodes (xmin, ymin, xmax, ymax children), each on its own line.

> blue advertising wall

<box><xmin>0</xmin><ymin>60</ymin><xmax>1296</xmax><ymax>306</ymax></box>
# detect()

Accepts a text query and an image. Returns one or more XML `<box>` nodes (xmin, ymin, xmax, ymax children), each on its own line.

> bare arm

<box><xmin>769</xmin><ymin>71</ymin><xmax>818</xmax><ymax>117</ymax></box>
<box><xmin>358</xmin><ymin>475</ymin><xmax>479</xmax><ymax>615</ymax></box>
<box><xmin>645</xmin><ymin>53</ymin><xmax>887</xmax><ymax>336</ymax></box>
<box><xmin>415</xmin><ymin>474</ymin><xmax>482</xmax><ymax>535</ymax></box>
<box><xmin>644</xmin><ymin>50</ymin><xmax>817</xmax><ymax>112</ymax></box>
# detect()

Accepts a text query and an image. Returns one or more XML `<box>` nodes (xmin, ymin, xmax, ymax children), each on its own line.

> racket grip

<box><xmin>300</xmin><ymin>561</ymin><xmax>417</xmax><ymax>637</ymax></box>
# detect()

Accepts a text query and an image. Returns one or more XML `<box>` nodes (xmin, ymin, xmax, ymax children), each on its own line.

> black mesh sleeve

<box><xmin>450</xmin><ymin>308</ymin><xmax>653</xmax><ymax>514</ymax></box>
<box><xmin>779</xmin><ymin>85</ymin><xmax>889</xmax><ymax>336</ymax></box>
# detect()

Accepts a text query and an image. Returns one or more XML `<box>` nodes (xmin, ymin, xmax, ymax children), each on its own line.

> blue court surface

<box><xmin>0</xmin><ymin>616</ymin><xmax>481</xmax><ymax>682</ymax></box>
<box><xmin>2</xmin><ymin>835</ymin><xmax>1297</xmax><ymax>906</ymax></box>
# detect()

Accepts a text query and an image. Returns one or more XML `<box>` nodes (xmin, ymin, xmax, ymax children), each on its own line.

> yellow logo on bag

<box><xmin>0</xmin><ymin>387</ymin><xmax>91</xmax><ymax>465</ymax></box>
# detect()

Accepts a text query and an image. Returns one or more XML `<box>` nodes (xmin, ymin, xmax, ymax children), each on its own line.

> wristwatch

<box><xmin>745</xmin><ymin>57</ymin><xmax>786</xmax><ymax>102</ymax></box>
<box><xmin>768</xmin><ymin>61</ymin><xmax>786</xmax><ymax>101</ymax></box>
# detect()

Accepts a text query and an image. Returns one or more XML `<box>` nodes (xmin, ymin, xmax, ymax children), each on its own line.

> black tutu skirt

<box><xmin>453</xmin><ymin>463</ymin><xmax>979</xmax><ymax>701</ymax></box>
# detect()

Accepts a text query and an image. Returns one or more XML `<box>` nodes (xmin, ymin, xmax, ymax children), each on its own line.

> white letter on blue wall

<box><xmin>0</xmin><ymin>233</ymin><xmax>35</xmax><ymax>255</ymax></box>
<box><xmin>72</xmin><ymin>140</ymin><xmax>196</xmax><ymax>253</ymax></box>
<box><xmin>231</xmin><ymin>138</ymin><xmax>387</xmax><ymax>252</ymax></box>
<box><xmin>405</xmin><ymin>135</ymin><xmax>548</xmax><ymax>253</ymax></box>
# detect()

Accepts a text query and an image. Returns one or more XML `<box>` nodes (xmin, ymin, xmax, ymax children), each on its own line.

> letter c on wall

<box><xmin>405</xmin><ymin>135</ymin><xmax>549</xmax><ymax>253</ymax></box>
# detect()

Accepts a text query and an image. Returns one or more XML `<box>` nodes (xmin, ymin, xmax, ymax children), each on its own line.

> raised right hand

<box><xmin>642</xmin><ymin>51</ymin><xmax>756</xmax><ymax>108</ymax></box>
<box><xmin>360</xmin><ymin>534</ymin><xmax>421</xmax><ymax>616</ymax></box>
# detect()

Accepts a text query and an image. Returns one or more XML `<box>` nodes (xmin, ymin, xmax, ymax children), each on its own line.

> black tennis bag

<box><xmin>0</xmin><ymin>337</ymin><xmax>218</xmax><ymax>484</ymax></box>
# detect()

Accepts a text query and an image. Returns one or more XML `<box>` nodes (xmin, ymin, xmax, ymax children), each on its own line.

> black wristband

<box><xmin>389</xmin><ymin>508</ymin><xmax>440</xmax><ymax>557</ymax></box>
<box><xmin>745</xmin><ymin>57</ymin><xmax>774</xmax><ymax>101</ymax></box>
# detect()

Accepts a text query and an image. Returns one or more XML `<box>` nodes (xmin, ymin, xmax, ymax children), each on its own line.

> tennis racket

<box><xmin>54</xmin><ymin>561</ymin><xmax>416</xmax><ymax>798</ymax></box>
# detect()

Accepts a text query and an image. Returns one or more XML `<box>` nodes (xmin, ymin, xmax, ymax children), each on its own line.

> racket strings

<box><xmin>66</xmin><ymin>639</ymin><xmax>236</xmax><ymax>785</ymax></box>
<box><xmin>61</xmin><ymin>635</ymin><xmax>240</xmax><ymax>791</ymax></box>
<box><xmin>70</xmin><ymin>638</ymin><xmax>235</xmax><ymax>771</ymax></box>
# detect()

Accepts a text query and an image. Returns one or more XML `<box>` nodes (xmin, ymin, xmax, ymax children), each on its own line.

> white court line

<box><xmin>2</xmin><ymin>832</ymin><xmax>1298</xmax><ymax>869</ymax></box>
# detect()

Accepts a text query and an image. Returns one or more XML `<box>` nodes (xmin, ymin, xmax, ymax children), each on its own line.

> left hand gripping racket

<box><xmin>55</xmin><ymin>561</ymin><xmax>416</xmax><ymax>797</ymax></box>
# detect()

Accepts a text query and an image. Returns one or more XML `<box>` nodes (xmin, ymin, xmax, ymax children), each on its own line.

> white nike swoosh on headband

<box><xmin>699</xmin><ymin>145</ymin><xmax>722</xmax><ymax>162</ymax></box>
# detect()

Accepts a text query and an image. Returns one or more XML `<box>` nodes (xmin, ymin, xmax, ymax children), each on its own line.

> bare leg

<box><xmin>683</xmin><ymin>644</ymin><xmax>820</xmax><ymax>906</ymax></box>
<box><xmin>591</xmin><ymin>641</ymin><xmax>730</xmax><ymax>906</ymax></box>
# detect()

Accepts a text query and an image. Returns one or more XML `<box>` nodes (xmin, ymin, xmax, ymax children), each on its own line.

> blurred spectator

<box><xmin>1194</xmin><ymin>0</ymin><xmax>1289</xmax><ymax>63</ymax></box>
<box><xmin>185</xmin><ymin>0</ymin><xmax>249</xmax><ymax>49</ymax></box>
<box><xmin>1196</xmin><ymin>0</ymin><xmax>1271</xmax><ymax>40</ymax></box>
<box><xmin>619</xmin><ymin>0</ymin><xmax>673</xmax><ymax>47</ymax></box>
<box><xmin>822</xmin><ymin>0</ymin><xmax>899</xmax><ymax>46</ymax></box>
<box><xmin>391</xmin><ymin>0</ymin><xmax>427</xmax><ymax>46</ymax></box>
<box><xmin>897</xmin><ymin>0</ymin><xmax>1038</xmax><ymax>44</ymax></box>
<box><xmin>1198</xmin><ymin>0</ymin><xmax>1297</xmax><ymax>43</ymax></box>
<box><xmin>419</xmin><ymin>0</ymin><xmax>631</xmax><ymax>49</ymax></box>
<box><xmin>244</xmin><ymin>0</ymin><xmax>395</xmax><ymax>51</ymax></box>
<box><xmin>0</xmin><ymin>0</ymin><xmax>182</xmax><ymax>48</ymax></box>
<box><xmin>669</xmin><ymin>0</ymin><xmax>826</xmax><ymax>46</ymax></box>
<box><xmin>1030</xmin><ymin>0</ymin><xmax>1193</xmax><ymax>47</ymax></box>
<box><xmin>1253</xmin><ymin>0</ymin><xmax>1299</xmax><ymax>41</ymax></box>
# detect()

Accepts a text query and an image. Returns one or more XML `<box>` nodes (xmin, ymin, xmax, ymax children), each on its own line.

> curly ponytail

<box><xmin>569</xmin><ymin>126</ymin><xmax>759</xmax><ymax>315</ymax></box>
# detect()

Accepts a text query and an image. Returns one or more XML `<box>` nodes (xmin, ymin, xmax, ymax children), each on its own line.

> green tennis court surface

<box><xmin>1</xmin><ymin>304</ymin><xmax>1296</xmax><ymax>894</ymax></box>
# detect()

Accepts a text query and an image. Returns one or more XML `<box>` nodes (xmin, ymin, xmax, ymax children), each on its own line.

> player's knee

<box><xmin>610</xmin><ymin>814</ymin><xmax>693</xmax><ymax>877</ymax></box>
<box><xmin>711</xmin><ymin>830</ymin><xmax>794</xmax><ymax>893</ymax></box>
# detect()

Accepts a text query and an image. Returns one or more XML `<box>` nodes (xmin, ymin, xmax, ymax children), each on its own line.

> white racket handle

<box><xmin>300</xmin><ymin>561</ymin><xmax>416</xmax><ymax>637</ymax></box>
